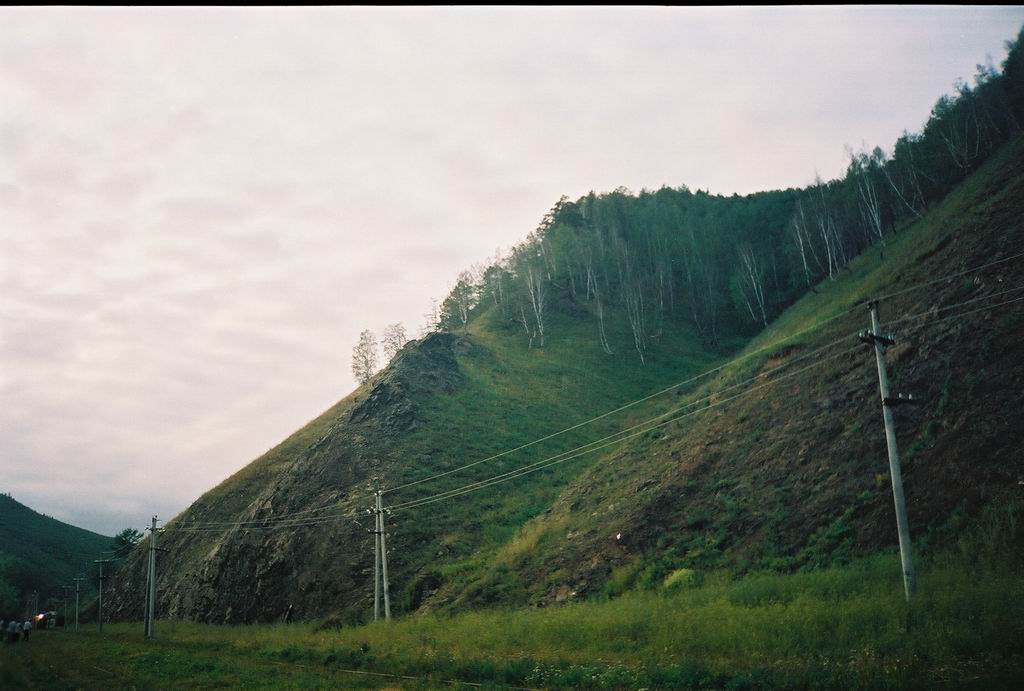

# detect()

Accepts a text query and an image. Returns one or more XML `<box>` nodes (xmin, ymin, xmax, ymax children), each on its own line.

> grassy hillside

<box><xmin>105</xmin><ymin>290</ymin><xmax>738</xmax><ymax>623</ymax></box>
<box><xmin>105</xmin><ymin>134</ymin><xmax>1024</xmax><ymax>627</ymax></box>
<box><xmin>463</xmin><ymin>133</ymin><xmax>1024</xmax><ymax>608</ymax></box>
<box><xmin>0</xmin><ymin>493</ymin><xmax>110</xmax><ymax>616</ymax></box>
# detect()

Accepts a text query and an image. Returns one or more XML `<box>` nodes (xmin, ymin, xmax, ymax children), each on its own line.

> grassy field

<box><xmin>2</xmin><ymin>502</ymin><xmax>1020</xmax><ymax>690</ymax></box>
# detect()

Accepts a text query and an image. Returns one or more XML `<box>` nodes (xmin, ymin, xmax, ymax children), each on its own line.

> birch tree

<box><xmin>524</xmin><ymin>261</ymin><xmax>547</xmax><ymax>347</ymax></box>
<box><xmin>848</xmin><ymin>146</ymin><xmax>887</xmax><ymax>244</ymax></box>
<box><xmin>421</xmin><ymin>299</ymin><xmax>441</xmax><ymax>337</ymax></box>
<box><xmin>789</xmin><ymin>198</ymin><xmax>818</xmax><ymax>289</ymax></box>
<box><xmin>737</xmin><ymin>244</ymin><xmax>769</xmax><ymax>327</ymax></box>
<box><xmin>381</xmin><ymin>322</ymin><xmax>408</xmax><ymax>363</ymax></box>
<box><xmin>351</xmin><ymin>330</ymin><xmax>379</xmax><ymax>385</ymax></box>
<box><xmin>440</xmin><ymin>271</ymin><xmax>478</xmax><ymax>333</ymax></box>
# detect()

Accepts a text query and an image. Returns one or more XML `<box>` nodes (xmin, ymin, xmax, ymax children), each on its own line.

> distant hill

<box><xmin>0</xmin><ymin>493</ymin><xmax>111</xmax><ymax>616</ymax></box>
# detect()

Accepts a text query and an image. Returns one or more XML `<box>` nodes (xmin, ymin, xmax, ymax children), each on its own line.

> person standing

<box><xmin>22</xmin><ymin>619</ymin><xmax>32</xmax><ymax>642</ymax></box>
<box><xmin>7</xmin><ymin>619</ymin><xmax>19</xmax><ymax>643</ymax></box>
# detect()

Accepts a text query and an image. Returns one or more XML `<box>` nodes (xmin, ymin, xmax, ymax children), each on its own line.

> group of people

<box><xmin>1</xmin><ymin>618</ymin><xmax>33</xmax><ymax>643</ymax></box>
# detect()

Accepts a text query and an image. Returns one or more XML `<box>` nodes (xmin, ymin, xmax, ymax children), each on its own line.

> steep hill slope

<box><xmin>453</xmin><ymin>134</ymin><xmax>1024</xmax><ymax>609</ymax></box>
<box><xmin>107</xmin><ymin>135</ymin><xmax>1024</xmax><ymax>625</ymax></box>
<box><xmin>0</xmin><ymin>493</ymin><xmax>110</xmax><ymax>613</ymax></box>
<box><xmin>105</xmin><ymin>294</ymin><xmax>731</xmax><ymax>623</ymax></box>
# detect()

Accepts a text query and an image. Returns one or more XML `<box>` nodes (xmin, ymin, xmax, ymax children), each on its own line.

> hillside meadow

<box><xmin>2</xmin><ymin>501</ymin><xmax>1020</xmax><ymax>690</ymax></box>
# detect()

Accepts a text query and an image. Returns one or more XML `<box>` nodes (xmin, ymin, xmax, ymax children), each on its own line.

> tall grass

<box><xmin>8</xmin><ymin>502</ymin><xmax>1018</xmax><ymax>689</ymax></box>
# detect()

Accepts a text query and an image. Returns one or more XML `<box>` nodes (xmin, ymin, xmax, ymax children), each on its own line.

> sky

<box><xmin>2</xmin><ymin>6</ymin><xmax>1022</xmax><ymax>536</ymax></box>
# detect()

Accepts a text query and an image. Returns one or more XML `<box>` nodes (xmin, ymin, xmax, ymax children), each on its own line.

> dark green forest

<box><xmin>0</xmin><ymin>493</ymin><xmax>110</xmax><ymax>618</ymax></box>
<box><xmin>435</xmin><ymin>28</ymin><xmax>1024</xmax><ymax>361</ymax></box>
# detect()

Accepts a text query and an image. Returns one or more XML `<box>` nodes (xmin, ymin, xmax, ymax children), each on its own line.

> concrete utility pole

<box><xmin>370</xmin><ymin>479</ymin><xmax>392</xmax><ymax>622</ymax></box>
<box><xmin>377</xmin><ymin>490</ymin><xmax>392</xmax><ymax>621</ymax></box>
<box><xmin>861</xmin><ymin>301</ymin><xmax>917</xmax><ymax>601</ymax></box>
<box><xmin>373</xmin><ymin>491</ymin><xmax>381</xmax><ymax>622</ymax></box>
<box><xmin>73</xmin><ymin>575</ymin><xmax>85</xmax><ymax>631</ymax></box>
<box><xmin>94</xmin><ymin>559</ymin><xmax>113</xmax><ymax>632</ymax></box>
<box><xmin>145</xmin><ymin>515</ymin><xmax>158</xmax><ymax>639</ymax></box>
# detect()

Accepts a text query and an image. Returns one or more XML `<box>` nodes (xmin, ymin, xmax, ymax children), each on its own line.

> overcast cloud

<box><xmin>2</xmin><ymin>6</ymin><xmax>1022</xmax><ymax>535</ymax></box>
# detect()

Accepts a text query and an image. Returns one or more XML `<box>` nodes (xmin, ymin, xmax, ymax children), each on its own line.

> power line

<box><xmin>163</xmin><ymin>277</ymin><xmax>1024</xmax><ymax>533</ymax></box>
<box><xmin>181</xmin><ymin>496</ymin><xmax>362</xmax><ymax>526</ymax></box>
<box><xmin>153</xmin><ymin>290</ymin><xmax>1024</xmax><ymax>536</ymax></box>
<box><xmin>389</xmin><ymin>335</ymin><xmax>864</xmax><ymax>511</ymax></box>
<box><xmin>387</xmin><ymin>249</ymin><xmax>1024</xmax><ymax>498</ymax></box>
<box><xmin>165</xmin><ymin>307</ymin><xmax>862</xmax><ymax>531</ymax></box>
<box><xmin>870</xmin><ymin>246</ymin><xmax>1024</xmax><ymax>305</ymax></box>
<box><xmin>174</xmin><ymin>328</ymin><xmax>867</xmax><ymax>529</ymax></box>
<box><xmin>390</xmin><ymin>290</ymin><xmax>1024</xmax><ymax>514</ymax></box>
<box><xmin>391</xmin><ymin>343</ymin><xmax>866</xmax><ymax>513</ymax></box>
<box><xmin>385</xmin><ymin>284</ymin><xmax>1024</xmax><ymax>510</ymax></box>
<box><xmin>172</xmin><ymin>495</ymin><xmax>364</xmax><ymax>530</ymax></box>
<box><xmin>169</xmin><ymin>511</ymin><xmax>364</xmax><ymax>533</ymax></box>
<box><xmin>170</xmin><ymin>287</ymin><xmax>1024</xmax><ymax>532</ymax></box>
<box><xmin>383</xmin><ymin>305</ymin><xmax>861</xmax><ymax>496</ymax></box>
<box><xmin>888</xmin><ymin>284</ymin><xmax>1024</xmax><ymax>327</ymax></box>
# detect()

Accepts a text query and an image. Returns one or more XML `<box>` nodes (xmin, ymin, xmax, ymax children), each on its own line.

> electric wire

<box><xmin>173</xmin><ymin>339</ymin><xmax>862</xmax><ymax>527</ymax></box>
<box><xmin>172</xmin><ymin>306</ymin><xmax>862</xmax><ymax>530</ymax></box>
<box><xmin>386</xmin><ymin>248</ymin><xmax>1024</xmax><ymax>497</ymax></box>
<box><xmin>391</xmin><ymin>344</ymin><xmax>866</xmax><ymax>513</ymax></box>
<box><xmin>389</xmin><ymin>290</ymin><xmax>1024</xmax><ymax>513</ymax></box>
<box><xmin>388</xmin><ymin>335</ymin><xmax>864</xmax><ymax>511</ymax></box>
<box><xmin>170</xmin><ymin>285</ymin><xmax>1024</xmax><ymax>531</ymax></box>
<box><xmin>167</xmin><ymin>278</ymin><xmax>1024</xmax><ymax>531</ymax></box>
<box><xmin>173</xmin><ymin>506</ymin><xmax>362</xmax><ymax>529</ymax></box>
<box><xmin>886</xmin><ymin>284</ymin><xmax>1024</xmax><ymax>327</ymax></box>
<box><xmin>870</xmin><ymin>246</ymin><xmax>1024</xmax><ymax>304</ymax></box>
<box><xmin>176</xmin><ymin>324</ymin><xmax>867</xmax><ymax>530</ymax></box>
<box><xmin>382</xmin><ymin>304</ymin><xmax>861</xmax><ymax>496</ymax></box>
<box><xmin>169</xmin><ymin>510</ymin><xmax>365</xmax><ymax>533</ymax></box>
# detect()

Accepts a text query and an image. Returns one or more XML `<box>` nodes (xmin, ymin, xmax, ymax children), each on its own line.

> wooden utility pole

<box><xmin>861</xmin><ymin>301</ymin><xmax>917</xmax><ymax>601</ymax></box>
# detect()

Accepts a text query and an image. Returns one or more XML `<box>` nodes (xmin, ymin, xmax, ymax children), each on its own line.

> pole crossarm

<box><xmin>858</xmin><ymin>329</ymin><xmax>896</xmax><ymax>346</ymax></box>
<box><xmin>883</xmin><ymin>393</ymin><xmax>921</xmax><ymax>407</ymax></box>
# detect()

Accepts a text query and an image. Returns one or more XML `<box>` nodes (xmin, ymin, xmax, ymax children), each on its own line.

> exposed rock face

<box><xmin>106</xmin><ymin>333</ymin><xmax>464</xmax><ymax>624</ymax></box>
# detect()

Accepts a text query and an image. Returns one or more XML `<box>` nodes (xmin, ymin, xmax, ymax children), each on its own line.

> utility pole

<box><xmin>860</xmin><ymin>301</ymin><xmax>917</xmax><ymax>601</ymax></box>
<box><xmin>372</xmin><ymin>488</ymin><xmax>381</xmax><ymax>622</ymax></box>
<box><xmin>369</xmin><ymin>479</ymin><xmax>392</xmax><ymax>622</ymax></box>
<box><xmin>145</xmin><ymin>516</ymin><xmax>158</xmax><ymax>639</ymax></box>
<box><xmin>94</xmin><ymin>559</ymin><xmax>113</xmax><ymax>632</ymax></box>
<box><xmin>144</xmin><ymin>547</ymin><xmax>151</xmax><ymax>634</ymax></box>
<box><xmin>61</xmin><ymin>586</ymin><xmax>72</xmax><ymax>630</ymax></box>
<box><xmin>377</xmin><ymin>489</ymin><xmax>391</xmax><ymax>621</ymax></box>
<box><xmin>73</xmin><ymin>575</ymin><xmax>85</xmax><ymax>631</ymax></box>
